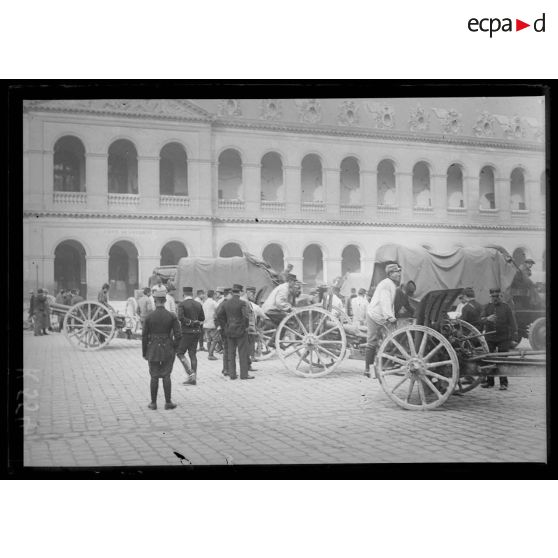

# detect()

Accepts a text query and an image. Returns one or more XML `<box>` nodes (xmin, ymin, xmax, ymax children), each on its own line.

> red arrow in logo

<box><xmin>516</xmin><ymin>19</ymin><xmax>531</xmax><ymax>31</ymax></box>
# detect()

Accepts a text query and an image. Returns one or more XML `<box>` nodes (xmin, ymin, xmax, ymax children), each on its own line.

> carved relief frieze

<box><xmin>337</xmin><ymin>100</ymin><xmax>359</xmax><ymax>126</ymax></box>
<box><xmin>408</xmin><ymin>104</ymin><xmax>430</xmax><ymax>132</ymax></box>
<box><xmin>432</xmin><ymin>108</ymin><xmax>463</xmax><ymax>134</ymax></box>
<box><xmin>523</xmin><ymin>117</ymin><xmax>543</xmax><ymax>142</ymax></box>
<box><xmin>473</xmin><ymin>111</ymin><xmax>496</xmax><ymax>137</ymax></box>
<box><xmin>494</xmin><ymin>114</ymin><xmax>526</xmax><ymax>139</ymax></box>
<box><xmin>296</xmin><ymin>99</ymin><xmax>322</xmax><ymax>124</ymax></box>
<box><xmin>260</xmin><ymin>99</ymin><xmax>283</xmax><ymax>121</ymax></box>
<box><xmin>366</xmin><ymin>102</ymin><xmax>395</xmax><ymax>129</ymax></box>
<box><xmin>218</xmin><ymin>99</ymin><xmax>242</xmax><ymax>117</ymax></box>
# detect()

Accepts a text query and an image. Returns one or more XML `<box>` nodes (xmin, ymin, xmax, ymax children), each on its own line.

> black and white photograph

<box><xmin>19</xmin><ymin>91</ymin><xmax>548</xmax><ymax>468</ymax></box>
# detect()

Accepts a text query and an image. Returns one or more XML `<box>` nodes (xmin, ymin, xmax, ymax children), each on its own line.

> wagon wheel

<box><xmin>375</xmin><ymin>324</ymin><xmax>459</xmax><ymax>410</ymax></box>
<box><xmin>253</xmin><ymin>321</ymin><xmax>276</xmax><ymax>361</ymax></box>
<box><xmin>276</xmin><ymin>306</ymin><xmax>347</xmax><ymax>378</ymax></box>
<box><xmin>528</xmin><ymin>317</ymin><xmax>546</xmax><ymax>351</ymax></box>
<box><xmin>452</xmin><ymin>319</ymin><xmax>489</xmax><ymax>394</ymax></box>
<box><xmin>63</xmin><ymin>301</ymin><xmax>116</xmax><ymax>351</ymax></box>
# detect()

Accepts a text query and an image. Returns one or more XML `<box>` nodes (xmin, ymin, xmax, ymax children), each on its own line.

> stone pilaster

<box><xmin>243</xmin><ymin>162</ymin><xmax>261</xmax><ymax>213</ymax></box>
<box><xmin>86</xmin><ymin>153</ymin><xmax>108</xmax><ymax>210</ymax></box>
<box><xmin>431</xmin><ymin>173</ymin><xmax>447</xmax><ymax>219</ymax></box>
<box><xmin>138</xmin><ymin>155</ymin><xmax>159</xmax><ymax>211</ymax></box>
<box><xmin>85</xmin><ymin>256</ymin><xmax>108</xmax><ymax>299</ymax></box>
<box><xmin>284</xmin><ymin>165</ymin><xmax>301</xmax><ymax>216</ymax></box>
<box><xmin>496</xmin><ymin>177</ymin><xmax>511</xmax><ymax>221</ymax></box>
<box><xmin>361</xmin><ymin>170</ymin><xmax>377</xmax><ymax>220</ymax></box>
<box><xmin>396</xmin><ymin>172</ymin><xmax>413</xmax><ymax>219</ymax></box>
<box><xmin>324</xmin><ymin>167</ymin><xmax>340</xmax><ymax>215</ymax></box>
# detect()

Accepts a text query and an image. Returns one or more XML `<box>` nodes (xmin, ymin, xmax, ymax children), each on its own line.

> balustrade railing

<box><xmin>53</xmin><ymin>191</ymin><xmax>87</xmax><ymax>204</ymax></box>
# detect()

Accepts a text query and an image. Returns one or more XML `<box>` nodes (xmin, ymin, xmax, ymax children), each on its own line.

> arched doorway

<box><xmin>53</xmin><ymin>136</ymin><xmax>86</xmax><ymax>192</ymax></box>
<box><xmin>218</xmin><ymin>149</ymin><xmax>242</xmax><ymax>200</ymax></box>
<box><xmin>510</xmin><ymin>168</ymin><xmax>526</xmax><ymax>210</ymax></box>
<box><xmin>160</xmin><ymin>142</ymin><xmax>188</xmax><ymax>195</ymax></box>
<box><xmin>342</xmin><ymin>245</ymin><xmax>361</xmax><ymax>275</ymax></box>
<box><xmin>479</xmin><ymin>166</ymin><xmax>496</xmax><ymax>209</ymax></box>
<box><xmin>303</xmin><ymin>244</ymin><xmax>323</xmax><ymax>288</ymax></box>
<box><xmin>261</xmin><ymin>152</ymin><xmax>284</xmax><ymax>202</ymax></box>
<box><xmin>412</xmin><ymin>161</ymin><xmax>431</xmax><ymax>207</ymax></box>
<box><xmin>108</xmin><ymin>139</ymin><xmax>138</xmax><ymax>194</ymax></box>
<box><xmin>377</xmin><ymin>159</ymin><xmax>396</xmax><ymax>206</ymax></box>
<box><xmin>220</xmin><ymin>242</ymin><xmax>243</xmax><ymax>258</ymax></box>
<box><xmin>160</xmin><ymin>241</ymin><xmax>188</xmax><ymax>266</ymax></box>
<box><xmin>108</xmin><ymin>241</ymin><xmax>139</xmax><ymax>300</ymax></box>
<box><xmin>262</xmin><ymin>243</ymin><xmax>284</xmax><ymax>274</ymax></box>
<box><xmin>447</xmin><ymin>164</ymin><xmax>464</xmax><ymax>208</ymax></box>
<box><xmin>54</xmin><ymin>240</ymin><xmax>87</xmax><ymax>297</ymax></box>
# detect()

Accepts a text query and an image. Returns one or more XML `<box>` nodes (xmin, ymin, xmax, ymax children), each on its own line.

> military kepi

<box><xmin>489</xmin><ymin>288</ymin><xmax>501</xmax><ymax>294</ymax></box>
<box><xmin>385</xmin><ymin>263</ymin><xmax>401</xmax><ymax>274</ymax></box>
<box><xmin>232</xmin><ymin>284</ymin><xmax>243</xmax><ymax>293</ymax></box>
<box><xmin>183</xmin><ymin>286</ymin><xmax>193</xmax><ymax>294</ymax></box>
<box><xmin>152</xmin><ymin>285</ymin><xmax>168</xmax><ymax>298</ymax></box>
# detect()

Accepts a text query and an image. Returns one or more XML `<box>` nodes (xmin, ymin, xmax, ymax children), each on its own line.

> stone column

<box><xmin>431</xmin><ymin>173</ymin><xmax>447</xmax><ymax>220</ymax></box>
<box><xmin>361</xmin><ymin>170</ymin><xmax>377</xmax><ymax>220</ymax></box>
<box><xmin>496</xmin><ymin>177</ymin><xmax>510</xmax><ymax>221</ymax></box>
<box><xmin>86</xmin><ymin>153</ymin><xmax>108</xmax><ymax>210</ymax></box>
<box><xmin>324</xmin><ymin>167</ymin><xmax>340</xmax><ymax>215</ymax></box>
<box><xmin>243</xmin><ymin>162</ymin><xmax>261</xmax><ymax>213</ymax></box>
<box><xmin>397</xmin><ymin>172</ymin><xmax>413</xmax><ymax>219</ymax></box>
<box><xmin>42</xmin><ymin>150</ymin><xmax>54</xmax><ymax>209</ymax></box>
<box><xmin>26</xmin><ymin>149</ymin><xmax>44</xmax><ymax>209</ymax></box>
<box><xmin>285</xmin><ymin>165</ymin><xmax>301</xmax><ymax>216</ymax></box>
<box><xmin>138</xmin><ymin>155</ymin><xmax>159</xmax><ymax>211</ymax></box>
<box><xmin>525</xmin><ymin>179</ymin><xmax>542</xmax><ymax>225</ymax></box>
<box><xmin>85</xmin><ymin>256</ymin><xmax>109</xmax><ymax>299</ymax></box>
<box><xmin>191</xmin><ymin>158</ymin><xmax>212</xmax><ymax>216</ymax></box>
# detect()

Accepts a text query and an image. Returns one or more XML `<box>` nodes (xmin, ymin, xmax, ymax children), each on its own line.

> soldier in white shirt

<box><xmin>203</xmin><ymin>289</ymin><xmax>219</xmax><ymax>360</ymax></box>
<box><xmin>364</xmin><ymin>263</ymin><xmax>401</xmax><ymax>377</ymax></box>
<box><xmin>261</xmin><ymin>274</ymin><xmax>298</xmax><ymax>326</ymax></box>
<box><xmin>351</xmin><ymin>288</ymin><xmax>369</xmax><ymax>327</ymax></box>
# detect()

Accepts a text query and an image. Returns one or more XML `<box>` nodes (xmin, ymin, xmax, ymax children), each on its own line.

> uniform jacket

<box><xmin>482</xmin><ymin>300</ymin><xmax>517</xmax><ymax>343</ymax></box>
<box><xmin>142</xmin><ymin>306</ymin><xmax>182</xmax><ymax>361</ymax></box>
<box><xmin>460</xmin><ymin>300</ymin><xmax>483</xmax><ymax>331</ymax></box>
<box><xmin>216</xmin><ymin>295</ymin><xmax>249</xmax><ymax>338</ymax></box>
<box><xmin>177</xmin><ymin>297</ymin><xmax>205</xmax><ymax>334</ymax></box>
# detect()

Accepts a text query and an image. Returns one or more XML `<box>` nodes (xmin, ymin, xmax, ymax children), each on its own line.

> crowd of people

<box><xmin>28</xmin><ymin>257</ymin><xmax>537</xmax><ymax>409</ymax></box>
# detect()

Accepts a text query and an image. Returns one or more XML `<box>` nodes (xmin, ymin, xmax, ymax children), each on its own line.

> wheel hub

<box><xmin>407</xmin><ymin>357</ymin><xmax>424</xmax><ymax>373</ymax></box>
<box><xmin>304</xmin><ymin>334</ymin><xmax>318</xmax><ymax>347</ymax></box>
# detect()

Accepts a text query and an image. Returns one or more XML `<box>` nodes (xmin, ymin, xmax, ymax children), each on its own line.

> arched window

<box><xmin>108</xmin><ymin>140</ymin><xmax>138</xmax><ymax>194</ymax></box>
<box><xmin>54</xmin><ymin>240</ymin><xmax>87</xmax><ymax>298</ymax></box>
<box><xmin>261</xmin><ymin>152</ymin><xmax>283</xmax><ymax>202</ymax></box>
<box><xmin>342</xmin><ymin>245</ymin><xmax>361</xmax><ymax>275</ymax></box>
<box><xmin>510</xmin><ymin>168</ymin><xmax>526</xmax><ymax>210</ymax></box>
<box><xmin>160</xmin><ymin>143</ymin><xmax>188</xmax><ymax>196</ymax></box>
<box><xmin>220</xmin><ymin>242</ymin><xmax>243</xmax><ymax>258</ymax></box>
<box><xmin>377</xmin><ymin>160</ymin><xmax>396</xmax><ymax>206</ymax></box>
<box><xmin>479</xmin><ymin>166</ymin><xmax>496</xmax><ymax>209</ymax></box>
<box><xmin>108</xmin><ymin>241</ymin><xmax>139</xmax><ymax>300</ymax></box>
<box><xmin>412</xmin><ymin>162</ymin><xmax>431</xmax><ymax>208</ymax></box>
<box><xmin>301</xmin><ymin>154</ymin><xmax>323</xmax><ymax>202</ymax></box>
<box><xmin>340</xmin><ymin>157</ymin><xmax>361</xmax><ymax>205</ymax></box>
<box><xmin>262</xmin><ymin>243</ymin><xmax>285</xmax><ymax>273</ymax></box>
<box><xmin>218</xmin><ymin>149</ymin><xmax>242</xmax><ymax>200</ymax></box>
<box><xmin>160</xmin><ymin>241</ymin><xmax>188</xmax><ymax>266</ymax></box>
<box><xmin>53</xmin><ymin>136</ymin><xmax>85</xmax><ymax>192</ymax></box>
<box><xmin>303</xmin><ymin>244</ymin><xmax>324</xmax><ymax>287</ymax></box>
<box><xmin>447</xmin><ymin>164</ymin><xmax>464</xmax><ymax>208</ymax></box>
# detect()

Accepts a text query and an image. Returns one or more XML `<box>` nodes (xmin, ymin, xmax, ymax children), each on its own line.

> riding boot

<box><xmin>150</xmin><ymin>378</ymin><xmax>159</xmax><ymax>405</ymax></box>
<box><xmin>177</xmin><ymin>354</ymin><xmax>192</xmax><ymax>375</ymax></box>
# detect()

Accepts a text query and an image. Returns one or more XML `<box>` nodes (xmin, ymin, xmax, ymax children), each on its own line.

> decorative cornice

<box><xmin>22</xmin><ymin>210</ymin><xmax>545</xmax><ymax>231</ymax></box>
<box><xmin>23</xmin><ymin>99</ymin><xmax>543</xmax><ymax>152</ymax></box>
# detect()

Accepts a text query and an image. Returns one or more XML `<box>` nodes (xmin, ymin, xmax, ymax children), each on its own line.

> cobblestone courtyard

<box><xmin>22</xmin><ymin>331</ymin><xmax>547</xmax><ymax>467</ymax></box>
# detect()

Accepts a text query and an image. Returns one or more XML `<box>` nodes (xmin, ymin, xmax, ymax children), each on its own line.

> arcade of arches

<box><xmin>220</xmin><ymin>242</ymin><xmax>243</xmax><ymax>258</ymax></box>
<box><xmin>160</xmin><ymin>241</ymin><xmax>188</xmax><ymax>266</ymax></box>
<box><xmin>54</xmin><ymin>240</ymin><xmax>87</xmax><ymax>297</ymax></box>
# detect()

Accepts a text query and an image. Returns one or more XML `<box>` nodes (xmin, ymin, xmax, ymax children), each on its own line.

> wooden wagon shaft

<box><xmin>465</xmin><ymin>349</ymin><xmax>546</xmax><ymax>362</ymax></box>
<box><xmin>49</xmin><ymin>302</ymin><xmax>72</xmax><ymax>315</ymax></box>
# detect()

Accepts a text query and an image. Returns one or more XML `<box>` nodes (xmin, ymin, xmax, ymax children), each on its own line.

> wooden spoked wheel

<box><xmin>452</xmin><ymin>319</ymin><xmax>489</xmax><ymax>394</ymax></box>
<box><xmin>376</xmin><ymin>325</ymin><xmax>459</xmax><ymax>410</ymax></box>
<box><xmin>276</xmin><ymin>306</ymin><xmax>347</xmax><ymax>378</ymax></box>
<box><xmin>63</xmin><ymin>301</ymin><xmax>116</xmax><ymax>351</ymax></box>
<box><xmin>254</xmin><ymin>321</ymin><xmax>276</xmax><ymax>361</ymax></box>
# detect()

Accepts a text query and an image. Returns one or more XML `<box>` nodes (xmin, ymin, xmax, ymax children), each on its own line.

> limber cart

<box><xmin>50</xmin><ymin>301</ymin><xmax>128</xmax><ymax>350</ymax></box>
<box><xmin>270</xmin><ymin>288</ymin><xmax>546</xmax><ymax>410</ymax></box>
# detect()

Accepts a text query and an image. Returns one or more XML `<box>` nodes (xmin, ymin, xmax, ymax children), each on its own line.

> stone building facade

<box><xmin>23</xmin><ymin>98</ymin><xmax>546</xmax><ymax>300</ymax></box>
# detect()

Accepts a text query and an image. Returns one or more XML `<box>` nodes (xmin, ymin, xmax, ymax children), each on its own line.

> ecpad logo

<box><xmin>468</xmin><ymin>13</ymin><xmax>546</xmax><ymax>37</ymax></box>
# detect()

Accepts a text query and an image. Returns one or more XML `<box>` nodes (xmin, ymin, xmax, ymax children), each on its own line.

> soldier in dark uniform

<box><xmin>142</xmin><ymin>285</ymin><xmax>181</xmax><ymax>410</ymax></box>
<box><xmin>459</xmin><ymin>287</ymin><xmax>483</xmax><ymax>331</ymax></box>
<box><xmin>215</xmin><ymin>287</ymin><xmax>232</xmax><ymax>377</ymax></box>
<box><xmin>176</xmin><ymin>286</ymin><xmax>205</xmax><ymax>386</ymax></box>
<box><xmin>481</xmin><ymin>288</ymin><xmax>518</xmax><ymax>390</ymax></box>
<box><xmin>216</xmin><ymin>284</ymin><xmax>253</xmax><ymax>380</ymax></box>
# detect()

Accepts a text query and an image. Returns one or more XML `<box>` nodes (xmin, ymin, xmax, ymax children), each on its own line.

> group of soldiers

<box><xmin>142</xmin><ymin>275</ymin><xmax>304</xmax><ymax>410</ymax></box>
<box><xmin>27</xmin><ymin>287</ymin><xmax>84</xmax><ymax>336</ymax></box>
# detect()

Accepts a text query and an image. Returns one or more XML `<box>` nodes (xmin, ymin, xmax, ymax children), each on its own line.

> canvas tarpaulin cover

<box><xmin>174</xmin><ymin>255</ymin><xmax>277</xmax><ymax>302</ymax></box>
<box><xmin>372</xmin><ymin>244</ymin><xmax>517</xmax><ymax>305</ymax></box>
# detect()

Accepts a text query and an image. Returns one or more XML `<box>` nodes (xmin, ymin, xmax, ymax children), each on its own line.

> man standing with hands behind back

<box><xmin>177</xmin><ymin>286</ymin><xmax>205</xmax><ymax>386</ymax></box>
